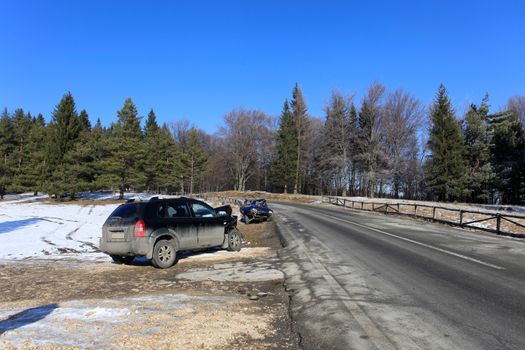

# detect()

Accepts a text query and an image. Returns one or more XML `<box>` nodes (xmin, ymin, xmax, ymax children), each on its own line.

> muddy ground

<box><xmin>0</xmin><ymin>221</ymin><xmax>300</xmax><ymax>350</ymax></box>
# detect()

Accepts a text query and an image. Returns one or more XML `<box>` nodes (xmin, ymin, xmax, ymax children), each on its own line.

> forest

<box><xmin>0</xmin><ymin>83</ymin><xmax>524</xmax><ymax>204</ymax></box>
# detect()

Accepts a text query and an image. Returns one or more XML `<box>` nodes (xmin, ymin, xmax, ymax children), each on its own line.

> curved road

<box><xmin>273</xmin><ymin>201</ymin><xmax>525</xmax><ymax>350</ymax></box>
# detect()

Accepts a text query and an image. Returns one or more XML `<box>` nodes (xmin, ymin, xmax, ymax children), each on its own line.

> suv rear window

<box><xmin>109</xmin><ymin>204</ymin><xmax>137</xmax><ymax>218</ymax></box>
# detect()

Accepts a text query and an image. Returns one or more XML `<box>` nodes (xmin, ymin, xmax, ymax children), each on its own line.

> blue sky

<box><xmin>1</xmin><ymin>0</ymin><xmax>524</xmax><ymax>133</ymax></box>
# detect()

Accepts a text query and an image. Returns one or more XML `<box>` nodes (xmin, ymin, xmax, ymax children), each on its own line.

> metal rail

<box><xmin>322</xmin><ymin>196</ymin><xmax>525</xmax><ymax>238</ymax></box>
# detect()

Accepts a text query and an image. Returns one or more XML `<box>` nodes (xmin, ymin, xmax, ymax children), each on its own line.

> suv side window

<box><xmin>144</xmin><ymin>202</ymin><xmax>165</xmax><ymax>219</ymax></box>
<box><xmin>191</xmin><ymin>202</ymin><xmax>215</xmax><ymax>218</ymax></box>
<box><xmin>166</xmin><ymin>201</ymin><xmax>191</xmax><ymax>218</ymax></box>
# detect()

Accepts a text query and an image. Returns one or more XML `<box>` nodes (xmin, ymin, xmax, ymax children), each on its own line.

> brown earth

<box><xmin>0</xmin><ymin>221</ymin><xmax>300</xmax><ymax>350</ymax></box>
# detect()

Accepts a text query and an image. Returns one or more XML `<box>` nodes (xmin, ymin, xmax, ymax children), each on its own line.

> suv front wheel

<box><xmin>227</xmin><ymin>229</ymin><xmax>242</xmax><ymax>252</ymax></box>
<box><xmin>152</xmin><ymin>239</ymin><xmax>178</xmax><ymax>269</ymax></box>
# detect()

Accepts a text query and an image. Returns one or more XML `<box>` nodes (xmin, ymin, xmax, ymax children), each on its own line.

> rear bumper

<box><xmin>99</xmin><ymin>238</ymin><xmax>150</xmax><ymax>256</ymax></box>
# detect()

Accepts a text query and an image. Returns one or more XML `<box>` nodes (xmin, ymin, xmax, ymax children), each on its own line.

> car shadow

<box><xmin>0</xmin><ymin>218</ymin><xmax>45</xmax><ymax>235</ymax></box>
<box><xmin>0</xmin><ymin>303</ymin><xmax>58</xmax><ymax>335</ymax></box>
<box><xmin>124</xmin><ymin>248</ymin><xmax>226</xmax><ymax>267</ymax></box>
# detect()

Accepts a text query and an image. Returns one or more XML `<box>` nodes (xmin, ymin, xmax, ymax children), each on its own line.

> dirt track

<box><xmin>0</xmin><ymin>221</ymin><xmax>299</xmax><ymax>350</ymax></box>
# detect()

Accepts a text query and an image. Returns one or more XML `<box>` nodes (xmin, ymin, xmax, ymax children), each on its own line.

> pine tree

<box><xmin>45</xmin><ymin>92</ymin><xmax>83</xmax><ymax>197</ymax></box>
<box><xmin>424</xmin><ymin>85</ymin><xmax>466</xmax><ymax>201</ymax></box>
<box><xmin>271</xmin><ymin>100</ymin><xmax>297</xmax><ymax>193</ymax></box>
<box><xmin>78</xmin><ymin>109</ymin><xmax>91</xmax><ymax>133</ymax></box>
<box><xmin>18</xmin><ymin>114</ymin><xmax>47</xmax><ymax>194</ymax></box>
<box><xmin>490</xmin><ymin>110</ymin><xmax>525</xmax><ymax>204</ymax></box>
<box><xmin>156</xmin><ymin>123</ymin><xmax>182</xmax><ymax>193</ymax></box>
<box><xmin>355</xmin><ymin>83</ymin><xmax>387</xmax><ymax>198</ymax></box>
<box><xmin>97</xmin><ymin>98</ymin><xmax>146</xmax><ymax>198</ymax></box>
<box><xmin>463</xmin><ymin>95</ymin><xmax>493</xmax><ymax>203</ymax></box>
<box><xmin>348</xmin><ymin>102</ymin><xmax>359</xmax><ymax>194</ymax></box>
<box><xmin>322</xmin><ymin>91</ymin><xmax>352</xmax><ymax>196</ymax></box>
<box><xmin>0</xmin><ymin>108</ymin><xmax>15</xmax><ymax>197</ymax></box>
<box><xmin>144</xmin><ymin>109</ymin><xmax>161</xmax><ymax>192</ymax></box>
<box><xmin>291</xmin><ymin>83</ymin><xmax>310</xmax><ymax>194</ymax></box>
<box><xmin>183</xmin><ymin>128</ymin><xmax>207</xmax><ymax>194</ymax></box>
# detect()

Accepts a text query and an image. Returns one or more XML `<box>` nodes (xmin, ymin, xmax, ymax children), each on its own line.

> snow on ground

<box><xmin>0</xmin><ymin>197</ymin><xmax>119</xmax><ymax>260</ymax></box>
<box><xmin>0</xmin><ymin>294</ymin><xmax>234</xmax><ymax>349</ymax></box>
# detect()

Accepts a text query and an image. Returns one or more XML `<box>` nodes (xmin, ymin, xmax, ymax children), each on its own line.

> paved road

<box><xmin>273</xmin><ymin>201</ymin><xmax>525</xmax><ymax>350</ymax></box>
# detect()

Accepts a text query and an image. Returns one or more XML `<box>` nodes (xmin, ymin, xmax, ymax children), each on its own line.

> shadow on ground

<box><xmin>0</xmin><ymin>218</ymin><xmax>45</xmax><ymax>235</ymax></box>
<box><xmin>0</xmin><ymin>303</ymin><xmax>58</xmax><ymax>335</ymax></box>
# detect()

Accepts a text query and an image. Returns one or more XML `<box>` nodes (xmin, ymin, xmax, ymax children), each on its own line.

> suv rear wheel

<box><xmin>152</xmin><ymin>239</ymin><xmax>178</xmax><ymax>269</ymax></box>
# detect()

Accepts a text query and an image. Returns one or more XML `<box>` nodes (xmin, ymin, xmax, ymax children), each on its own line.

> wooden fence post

<box><xmin>459</xmin><ymin>210</ymin><xmax>463</xmax><ymax>226</ymax></box>
<box><xmin>432</xmin><ymin>207</ymin><xmax>436</xmax><ymax>220</ymax></box>
<box><xmin>496</xmin><ymin>214</ymin><xmax>501</xmax><ymax>234</ymax></box>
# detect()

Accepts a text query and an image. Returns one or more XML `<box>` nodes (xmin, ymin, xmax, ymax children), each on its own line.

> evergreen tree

<box><xmin>0</xmin><ymin>108</ymin><xmax>15</xmax><ymax>197</ymax></box>
<box><xmin>355</xmin><ymin>83</ymin><xmax>387</xmax><ymax>198</ymax></box>
<box><xmin>322</xmin><ymin>91</ymin><xmax>352</xmax><ymax>196</ymax></box>
<box><xmin>490</xmin><ymin>110</ymin><xmax>525</xmax><ymax>204</ymax></box>
<box><xmin>156</xmin><ymin>123</ymin><xmax>182</xmax><ymax>193</ymax></box>
<box><xmin>45</xmin><ymin>92</ymin><xmax>83</xmax><ymax>197</ymax></box>
<box><xmin>97</xmin><ymin>98</ymin><xmax>146</xmax><ymax>198</ymax></box>
<box><xmin>348</xmin><ymin>102</ymin><xmax>359</xmax><ymax>194</ymax></box>
<box><xmin>144</xmin><ymin>109</ymin><xmax>161</xmax><ymax>192</ymax></box>
<box><xmin>291</xmin><ymin>83</ymin><xmax>310</xmax><ymax>194</ymax></box>
<box><xmin>424</xmin><ymin>85</ymin><xmax>466</xmax><ymax>201</ymax></box>
<box><xmin>182</xmin><ymin>128</ymin><xmax>207</xmax><ymax>194</ymax></box>
<box><xmin>271</xmin><ymin>100</ymin><xmax>297</xmax><ymax>193</ymax></box>
<box><xmin>10</xmin><ymin>109</ymin><xmax>33</xmax><ymax>192</ymax></box>
<box><xmin>463</xmin><ymin>95</ymin><xmax>493</xmax><ymax>203</ymax></box>
<box><xmin>18</xmin><ymin>114</ymin><xmax>47</xmax><ymax>194</ymax></box>
<box><xmin>78</xmin><ymin>109</ymin><xmax>91</xmax><ymax>132</ymax></box>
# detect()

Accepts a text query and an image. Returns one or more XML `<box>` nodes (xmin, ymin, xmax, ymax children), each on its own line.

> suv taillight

<box><xmin>135</xmin><ymin>219</ymin><xmax>146</xmax><ymax>237</ymax></box>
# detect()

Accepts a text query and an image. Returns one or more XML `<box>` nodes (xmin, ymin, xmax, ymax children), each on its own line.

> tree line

<box><xmin>1</xmin><ymin>84</ymin><xmax>524</xmax><ymax>204</ymax></box>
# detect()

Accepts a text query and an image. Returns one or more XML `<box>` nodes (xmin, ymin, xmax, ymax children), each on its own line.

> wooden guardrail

<box><xmin>322</xmin><ymin>196</ymin><xmax>525</xmax><ymax>238</ymax></box>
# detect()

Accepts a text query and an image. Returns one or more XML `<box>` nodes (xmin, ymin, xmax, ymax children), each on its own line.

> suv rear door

<box><xmin>189</xmin><ymin>200</ymin><xmax>224</xmax><ymax>248</ymax></box>
<box><xmin>103</xmin><ymin>203</ymin><xmax>139</xmax><ymax>243</ymax></box>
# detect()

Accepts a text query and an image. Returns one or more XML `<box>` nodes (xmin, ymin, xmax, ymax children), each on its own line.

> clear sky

<box><xmin>1</xmin><ymin>0</ymin><xmax>524</xmax><ymax>133</ymax></box>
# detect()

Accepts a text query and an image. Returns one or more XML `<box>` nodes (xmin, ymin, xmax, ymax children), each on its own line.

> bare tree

<box><xmin>383</xmin><ymin>89</ymin><xmax>424</xmax><ymax>197</ymax></box>
<box><xmin>219</xmin><ymin>108</ymin><xmax>273</xmax><ymax>191</ymax></box>
<box><xmin>508</xmin><ymin>96</ymin><xmax>525</xmax><ymax>129</ymax></box>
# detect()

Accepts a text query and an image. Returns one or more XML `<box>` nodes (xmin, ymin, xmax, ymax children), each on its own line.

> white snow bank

<box><xmin>0</xmin><ymin>199</ymin><xmax>119</xmax><ymax>260</ymax></box>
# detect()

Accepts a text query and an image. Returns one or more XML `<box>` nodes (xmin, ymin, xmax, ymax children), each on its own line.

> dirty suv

<box><xmin>99</xmin><ymin>197</ymin><xmax>241</xmax><ymax>268</ymax></box>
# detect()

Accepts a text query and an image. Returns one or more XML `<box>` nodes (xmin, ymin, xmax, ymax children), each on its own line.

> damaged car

<box><xmin>240</xmin><ymin>199</ymin><xmax>273</xmax><ymax>224</ymax></box>
<box><xmin>99</xmin><ymin>197</ymin><xmax>242</xmax><ymax>268</ymax></box>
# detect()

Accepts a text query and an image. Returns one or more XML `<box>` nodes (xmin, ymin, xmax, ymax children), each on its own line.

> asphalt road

<box><xmin>273</xmin><ymin>201</ymin><xmax>525</xmax><ymax>350</ymax></box>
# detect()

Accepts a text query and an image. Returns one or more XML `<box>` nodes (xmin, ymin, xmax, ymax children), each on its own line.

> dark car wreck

<box><xmin>240</xmin><ymin>199</ymin><xmax>273</xmax><ymax>224</ymax></box>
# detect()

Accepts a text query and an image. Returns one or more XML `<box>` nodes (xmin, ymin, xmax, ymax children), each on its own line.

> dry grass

<box><xmin>205</xmin><ymin>191</ymin><xmax>321</xmax><ymax>204</ymax></box>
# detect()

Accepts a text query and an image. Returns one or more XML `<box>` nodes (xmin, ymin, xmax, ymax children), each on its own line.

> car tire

<box><xmin>152</xmin><ymin>239</ymin><xmax>178</xmax><ymax>269</ymax></box>
<box><xmin>110</xmin><ymin>255</ymin><xmax>135</xmax><ymax>265</ymax></box>
<box><xmin>227</xmin><ymin>229</ymin><xmax>242</xmax><ymax>252</ymax></box>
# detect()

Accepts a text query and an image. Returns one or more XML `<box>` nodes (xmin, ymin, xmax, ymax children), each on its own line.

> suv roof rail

<box><xmin>126</xmin><ymin>198</ymin><xmax>135</xmax><ymax>203</ymax></box>
<box><xmin>149</xmin><ymin>196</ymin><xmax>159</xmax><ymax>201</ymax></box>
